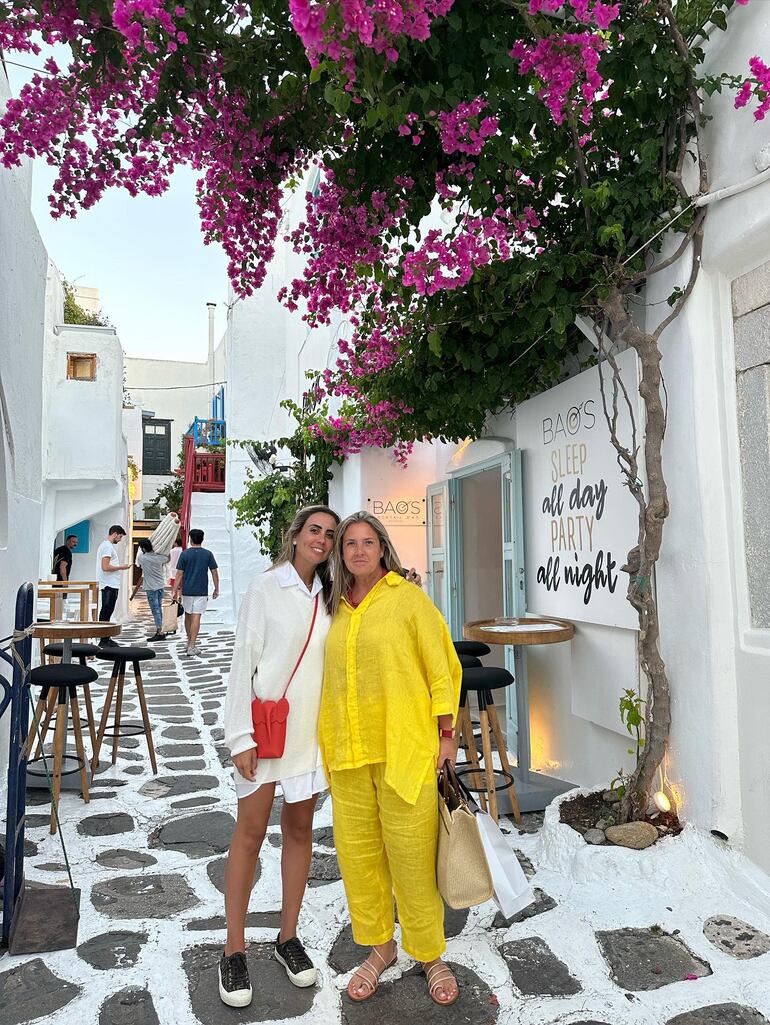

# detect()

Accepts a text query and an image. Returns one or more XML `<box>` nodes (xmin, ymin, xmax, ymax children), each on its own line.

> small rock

<box><xmin>605</xmin><ymin>821</ymin><xmax>658</xmax><ymax>850</ymax></box>
<box><xmin>603</xmin><ymin>789</ymin><xmax>621</xmax><ymax>804</ymax></box>
<box><xmin>596</xmin><ymin>818</ymin><xmax>608</xmax><ymax>831</ymax></box>
<box><xmin>584</xmin><ymin>828</ymin><xmax>606</xmax><ymax>845</ymax></box>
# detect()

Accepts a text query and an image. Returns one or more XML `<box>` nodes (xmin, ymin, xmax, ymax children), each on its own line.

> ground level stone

<box><xmin>667</xmin><ymin>1006</ymin><xmax>770</xmax><ymax>1025</ymax></box>
<box><xmin>150</xmin><ymin>811</ymin><xmax>234</xmax><ymax>858</ymax></box>
<box><xmin>492</xmin><ymin>887</ymin><xmax>556</xmax><ymax>928</ymax></box>
<box><xmin>185</xmin><ymin>911</ymin><xmax>281</xmax><ymax>931</ymax></box>
<box><xmin>77</xmin><ymin>812</ymin><xmax>135</xmax><ymax>836</ymax></box>
<box><xmin>206</xmin><ymin>856</ymin><xmax>259</xmax><ymax>895</ymax></box>
<box><xmin>703</xmin><ymin>915</ymin><xmax>770</xmax><ymax>959</ymax></box>
<box><xmin>183</xmin><ymin>942</ymin><xmax>316</xmax><ymax>1023</ymax></box>
<box><xmin>162</xmin><ymin>726</ymin><xmax>200</xmax><ymax>740</ymax></box>
<box><xmin>596</xmin><ymin>927</ymin><xmax>712</xmax><ymax>991</ymax></box>
<box><xmin>500</xmin><ymin>936</ymin><xmax>581</xmax><ymax>996</ymax></box>
<box><xmin>139</xmin><ymin>774</ymin><xmax>218</xmax><ymax>799</ymax></box>
<box><xmin>77</xmin><ymin>930</ymin><xmax>148</xmax><ymax>970</ymax></box>
<box><xmin>95</xmin><ymin>849</ymin><xmax>158</xmax><ymax>870</ymax></box>
<box><xmin>308</xmin><ymin>851</ymin><xmax>342</xmax><ymax>886</ymax></box>
<box><xmin>91</xmin><ymin>873</ymin><xmax>199</xmax><ymax>919</ymax></box>
<box><xmin>0</xmin><ymin>959</ymin><xmax>80</xmax><ymax>1025</ymax></box>
<box><xmin>341</xmin><ymin>961</ymin><xmax>497</xmax><ymax>1025</ymax></box>
<box><xmin>99</xmin><ymin>986</ymin><xmax>160</xmax><ymax>1025</ymax></box>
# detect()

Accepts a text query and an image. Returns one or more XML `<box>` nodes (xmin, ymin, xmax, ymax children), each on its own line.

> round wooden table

<box><xmin>31</xmin><ymin>620</ymin><xmax>121</xmax><ymax>663</ymax></box>
<box><xmin>464</xmin><ymin>616</ymin><xmax>574</xmax><ymax>646</ymax></box>
<box><xmin>462</xmin><ymin>616</ymin><xmax>574</xmax><ymax>800</ymax></box>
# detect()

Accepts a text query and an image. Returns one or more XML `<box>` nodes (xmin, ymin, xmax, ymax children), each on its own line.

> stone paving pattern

<box><xmin>2</xmin><ymin>599</ymin><xmax>770</xmax><ymax>1024</ymax></box>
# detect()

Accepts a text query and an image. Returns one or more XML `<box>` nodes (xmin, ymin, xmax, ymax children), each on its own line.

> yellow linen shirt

<box><xmin>319</xmin><ymin>571</ymin><xmax>462</xmax><ymax>805</ymax></box>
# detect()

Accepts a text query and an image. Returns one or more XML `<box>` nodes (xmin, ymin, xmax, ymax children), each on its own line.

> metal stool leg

<box><xmin>69</xmin><ymin>688</ymin><xmax>90</xmax><ymax>803</ymax></box>
<box><xmin>111</xmin><ymin>664</ymin><xmax>126</xmax><ymax>765</ymax></box>
<box><xmin>50</xmin><ymin>687</ymin><xmax>68</xmax><ymax>835</ymax></box>
<box><xmin>459</xmin><ymin>702</ymin><xmax>487</xmax><ymax>813</ymax></box>
<box><xmin>478</xmin><ymin>691</ymin><xmax>499</xmax><ymax>822</ymax></box>
<box><xmin>488</xmin><ymin>702</ymin><xmax>521</xmax><ymax>823</ymax></box>
<box><xmin>133</xmin><ymin>661</ymin><xmax>158</xmax><ymax>775</ymax></box>
<box><xmin>92</xmin><ymin>663</ymin><xmax>119</xmax><ymax>772</ymax></box>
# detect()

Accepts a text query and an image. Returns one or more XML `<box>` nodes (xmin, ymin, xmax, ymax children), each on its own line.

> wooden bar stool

<box><xmin>455</xmin><ymin>665</ymin><xmax>521</xmax><ymax>824</ymax></box>
<box><xmin>25</xmin><ymin>663</ymin><xmax>98</xmax><ymax>833</ymax></box>
<box><xmin>41</xmin><ymin>642</ymin><xmax>100</xmax><ymax>757</ymax></box>
<box><xmin>92</xmin><ymin>646</ymin><xmax>158</xmax><ymax>774</ymax></box>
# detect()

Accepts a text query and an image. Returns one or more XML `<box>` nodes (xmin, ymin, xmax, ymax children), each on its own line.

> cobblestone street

<box><xmin>3</xmin><ymin>601</ymin><xmax>770</xmax><ymax>1025</ymax></box>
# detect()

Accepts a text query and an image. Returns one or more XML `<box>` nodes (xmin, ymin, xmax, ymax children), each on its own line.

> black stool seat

<box><xmin>95</xmin><ymin>646</ymin><xmax>156</xmax><ymax>663</ymax></box>
<box><xmin>44</xmin><ymin>642</ymin><xmax>102</xmax><ymax>658</ymax></box>
<box><xmin>458</xmin><ymin>653</ymin><xmax>483</xmax><ymax>669</ymax></box>
<box><xmin>461</xmin><ymin>666</ymin><xmax>514</xmax><ymax>692</ymax></box>
<box><xmin>454</xmin><ymin>640</ymin><xmax>491</xmax><ymax>657</ymax></box>
<box><xmin>30</xmin><ymin>663</ymin><xmax>98</xmax><ymax>686</ymax></box>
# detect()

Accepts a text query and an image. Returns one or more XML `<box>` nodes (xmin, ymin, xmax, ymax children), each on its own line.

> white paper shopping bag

<box><xmin>475</xmin><ymin>811</ymin><xmax>534</xmax><ymax>920</ymax></box>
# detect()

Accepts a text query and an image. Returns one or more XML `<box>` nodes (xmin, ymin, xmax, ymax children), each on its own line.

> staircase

<box><xmin>189</xmin><ymin>491</ymin><xmax>234</xmax><ymax>628</ymax></box>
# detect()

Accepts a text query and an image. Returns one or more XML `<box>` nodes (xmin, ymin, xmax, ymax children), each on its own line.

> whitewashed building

<box><xmin>0</xmin><ymin>63</ymin><xmax>47</xmax><ymax>798</ymax></box>
<box><xmin>193</xmin><ymin>4</ymin><xmax>770</xmax><ymax>877</ymax></box>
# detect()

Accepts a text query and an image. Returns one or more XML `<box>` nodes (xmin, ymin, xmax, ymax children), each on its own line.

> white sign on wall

<box><xmin>516</xmin><ymin>348</ymin><xmax>640</xmax><ymax>630</ymax></box>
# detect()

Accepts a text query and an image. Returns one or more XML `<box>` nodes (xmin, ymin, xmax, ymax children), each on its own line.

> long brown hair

<box><xmin>330</xmin><ymin>510</ymin><xmax>403</xmax><ymax>614</ymax></box>
<box><xmin>272</xmin><ymin>505</ymin><xmax>340</xmax><ymax>613</ymax></box>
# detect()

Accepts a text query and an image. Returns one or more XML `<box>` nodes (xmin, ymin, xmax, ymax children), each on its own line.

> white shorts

<box><xmin>182</xmin><ymin>595</ymin><xmax>208</xmax><ymax>615</ymax></box>
<box><xmin>234</xmin><ymin>764</ymin><xmax>328</xmax><ymax>803</ymax></box>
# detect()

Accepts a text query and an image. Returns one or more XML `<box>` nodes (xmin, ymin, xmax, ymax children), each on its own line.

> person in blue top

<box><xmin>172</xmin><ymin>528</ymin><xmax>219</xmax><ymax>657</ymax></box>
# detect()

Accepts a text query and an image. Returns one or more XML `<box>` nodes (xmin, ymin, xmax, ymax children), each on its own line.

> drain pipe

<box><xmin>694</xmin><ymin>146</ymin><xmax>770</xmax><ymax>208</ymax></box>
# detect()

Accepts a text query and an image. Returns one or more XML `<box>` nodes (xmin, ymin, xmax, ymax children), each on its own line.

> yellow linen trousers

<box><xmin>331</xmin><ymin>762</ymin><xmax>445</xmax><ymax>962</ymax></box>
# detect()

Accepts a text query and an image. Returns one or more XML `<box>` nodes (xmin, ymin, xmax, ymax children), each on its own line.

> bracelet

<box><xmin>439</xmin><ymin>728</ymin><xmax>455</xmax><ymax>739</ymax></box>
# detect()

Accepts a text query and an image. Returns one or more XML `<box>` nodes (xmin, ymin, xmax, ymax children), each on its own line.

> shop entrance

<box><xmin>426</xmin><ymin>452</ymin><xmax>524</xmax><ymax>777</ymax></box>
<box><xmin>427</xmin><ymin>451</ymin><xmax>573</xmax><ymax>812</ymax></box>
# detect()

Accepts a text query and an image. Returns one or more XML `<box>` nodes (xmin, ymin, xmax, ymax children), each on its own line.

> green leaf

<box><xmin>428</xmin><ymin>330</ymin><xmax>442</xmax><ymax>356</ymax></box>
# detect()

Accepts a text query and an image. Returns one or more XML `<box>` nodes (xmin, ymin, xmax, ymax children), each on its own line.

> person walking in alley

<box><xmin>96</xmin><ymin>525</ymin><xmax>129</xmax><ymax>646</ymax></box>
<box><xmin>52</xmin><ymin>534</ymin><xmax>78</xmax><ymax>581</ymax></box>
<box><xmin>135</xmin><ymin>538</ymin><xmax>170</xmax><ymax>642</ymax></box>
<box><xmin>221</xmin><ymin>505</ymin><xmax>339</xmax><ymax>1007</ymax></box>
<box><xmin>320</xmin><ymin>511</ymin><xmax>462</xmax><ymax>1007</ymax></box>
<box><xmin>168</xmin><ymin>538</ymin><xmax>182</xmax><ymax>587</ymax></box>
<box><xmin>172</xmin><ymin>528</ymin><xmax>219</xmax><ymax>657</ymax></box>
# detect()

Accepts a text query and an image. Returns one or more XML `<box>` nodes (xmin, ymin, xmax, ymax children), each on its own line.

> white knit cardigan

<box><xmin>224</xmin><ymin>564</ymin><xmax>331</xmax><ymax>786</ymax></box>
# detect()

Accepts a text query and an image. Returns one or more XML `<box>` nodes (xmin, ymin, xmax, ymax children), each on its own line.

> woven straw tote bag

<box><xmin>436</xmin><ymin>764</ymin><xmax>494</xmax><ymax>909</ymax></box>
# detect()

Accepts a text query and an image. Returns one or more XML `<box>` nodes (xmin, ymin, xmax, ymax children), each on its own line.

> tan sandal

<box><xmin>424</xmin><ymin>960</ymin><xmax>459</xmax><ymax>1006</ymax></box>
<box><xmin>347</xmin><ymin>944</ymin><xmax>397</xmax><ymax>1002</ymax></box>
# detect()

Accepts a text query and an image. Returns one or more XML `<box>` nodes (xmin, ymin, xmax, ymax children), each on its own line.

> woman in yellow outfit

<box><xmin>319</xmin><ymin>511</ymin><xmax>463</xmax><ymax>1007</ymax></box>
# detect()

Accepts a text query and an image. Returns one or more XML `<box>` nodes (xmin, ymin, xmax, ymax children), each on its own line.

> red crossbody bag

<box><xmin>250</xmin><ymin>594</ymin><xmax>319</xmax><ymax>759</ymax></box>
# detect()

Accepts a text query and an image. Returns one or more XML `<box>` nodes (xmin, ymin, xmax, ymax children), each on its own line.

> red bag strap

<box><xmin>280</xmin><ymin>593</ymin><xmax>320</xmax><ymax>701</ymax></box>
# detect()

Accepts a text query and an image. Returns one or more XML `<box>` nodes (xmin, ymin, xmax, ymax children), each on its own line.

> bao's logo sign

<box><xmin>367</xmin><ymin>497</ymin><xmax>426</xmax><ymax>525</ymax></box>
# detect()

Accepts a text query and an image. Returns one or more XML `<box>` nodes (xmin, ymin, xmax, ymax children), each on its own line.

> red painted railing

<box><xmin>179</xmin><ymin>433</ymin><xmax>225</xmax><ymax>547</ymax></box>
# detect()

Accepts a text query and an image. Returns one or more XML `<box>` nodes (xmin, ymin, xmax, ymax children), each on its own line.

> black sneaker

<box><xmin>146</xmin><ymin>632</ymin><xmax>167</xmax><ymax>642</ymax></box>
<box><xmin>98</xmin><ymin>637</ymin><xmax>119</xmax><ymax>648</ymax></box>
<box><xmin>218</xmin><ymin>950</ymin><xmax>252</xmax><ymax>1007</ymax></box>
<box><xmin>274</xmin><ymin>934</ymin><xmax>317</xmax><ymax>988</ymax></box>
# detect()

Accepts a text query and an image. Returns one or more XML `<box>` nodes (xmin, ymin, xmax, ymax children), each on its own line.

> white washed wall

<box><xmin>0</xmin><ymin>67</ymin><xmax>46</xmax><ymax>803</ymax></box>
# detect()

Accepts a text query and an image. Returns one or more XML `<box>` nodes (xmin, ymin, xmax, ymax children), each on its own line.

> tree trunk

<box><xmin>600</xmin><ymin>285</ymin><xmax>672</xmax><ymax>822</ymax></box>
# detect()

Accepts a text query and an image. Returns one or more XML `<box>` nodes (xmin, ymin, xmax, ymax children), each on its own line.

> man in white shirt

<box><xmin>96</xmin><ymin>525</ymin><xmax>129</xmax><ymax>646</ymax></box>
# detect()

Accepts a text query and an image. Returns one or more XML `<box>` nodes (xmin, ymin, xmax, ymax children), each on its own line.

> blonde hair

<box><xmin>330</xmin><ymin>511</ymin><xmax>403</xmax><ymax>614</ymax></box>
<box><xmin>272</xmin><ymin>504</ymin><xmax>340</xmax><ymax>613</ymax></box>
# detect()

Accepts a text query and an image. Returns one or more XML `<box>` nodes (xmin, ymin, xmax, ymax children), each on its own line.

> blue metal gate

<box><xmin>0</xmin><ymin>582</ymin><xmax>33</xmax><ymax>948</ymax></box>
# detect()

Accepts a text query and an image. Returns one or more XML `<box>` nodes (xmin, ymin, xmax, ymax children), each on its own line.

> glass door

<box><xmin>426</xmin><ymin>483</ymin><xmax>448</xmax><ymax>622</ymax></box>
<box><xmin>426</xmin><ymin>451</ymin><xmax>526</xmax><ymax>763</ymax></box>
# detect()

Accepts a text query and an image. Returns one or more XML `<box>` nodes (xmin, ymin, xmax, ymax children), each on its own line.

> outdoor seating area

<box><xmin>2</xmin><ymin>596</ymin><xmax>770</xmax><ymax>1025</ymax></box>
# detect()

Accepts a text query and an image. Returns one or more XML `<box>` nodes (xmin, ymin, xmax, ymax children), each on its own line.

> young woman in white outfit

<box><xmin>220</xmin><ymin>505</ymin><xmax>339</xmax><ymax>1007</ymax></box>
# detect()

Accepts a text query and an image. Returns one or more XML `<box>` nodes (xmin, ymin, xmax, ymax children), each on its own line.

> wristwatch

<box><xmin>439</xmin><ymin>728</ymin><xmax>456</xmax><ymax>739</ymax></box>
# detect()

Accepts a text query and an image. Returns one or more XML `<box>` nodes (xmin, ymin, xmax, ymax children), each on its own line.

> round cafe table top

<box><xmin>30</xmin><ymin>620</ymin><xmax>122</xmax><ymax>640</ymax></box>
<box><xmin>463</xmin><ymin>616</ymin><xmax>574</xmax><ymax>646</ymax></box>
